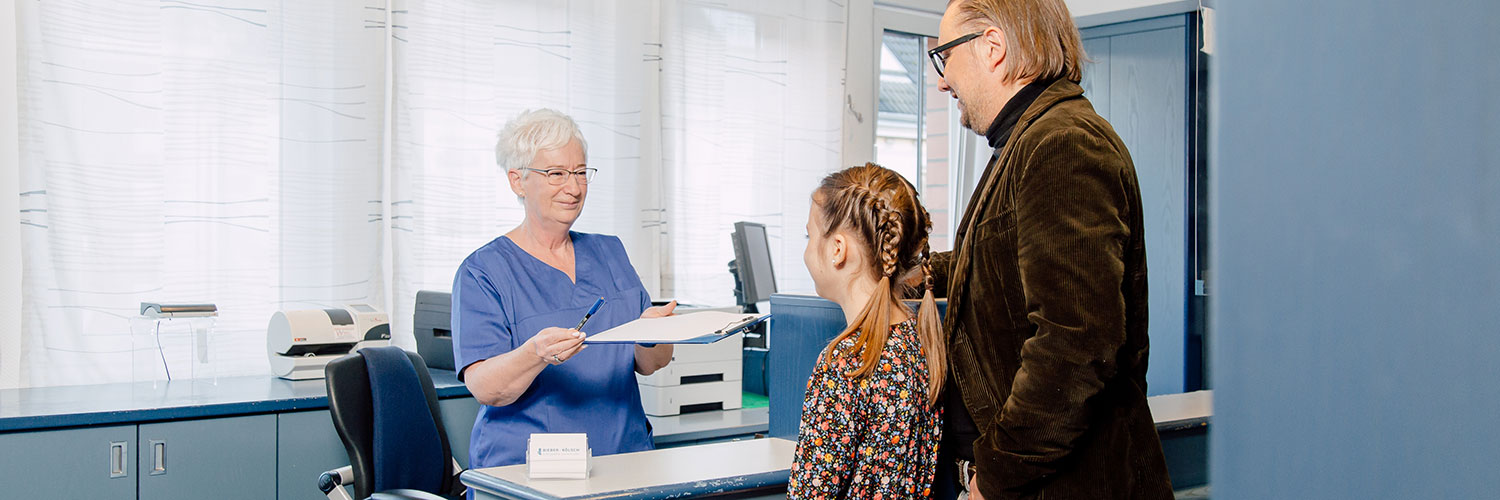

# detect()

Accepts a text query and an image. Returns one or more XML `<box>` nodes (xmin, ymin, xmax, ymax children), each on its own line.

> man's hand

<box><xmin>968</xmin><ymin>475</ymin><xmax>985</xmax><ymax>500</ymax></box>
<box><xmin>641</xmin><ymin>300</ymin><xmax>677</xmax><ymax>319</ymax></box>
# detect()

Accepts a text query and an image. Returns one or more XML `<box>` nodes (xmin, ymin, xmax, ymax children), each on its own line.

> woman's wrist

<box><xmin>521</xmin><ymin>337</ymin><xmax>546</xmax><ymax>365</ymax></box>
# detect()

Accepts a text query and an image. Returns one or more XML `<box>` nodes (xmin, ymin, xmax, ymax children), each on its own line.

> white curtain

<box><xmin>387</xmin><ymin>0</ymin><xmax>653</xmax><ymax>347</ymax></box>
<box><xmin>8</xmin><ymin>0</ymin><xmax>846</xmax><ymax>389</ymax></box>
<box><xmin>13</xmin><ymin>0</ymin><xmax>387</xmax><ymax>388</ymax></box>
<box><xmin>659</xmin><ymin>0</ymin><xmax>846</xmax><ymax>305</ymax></box>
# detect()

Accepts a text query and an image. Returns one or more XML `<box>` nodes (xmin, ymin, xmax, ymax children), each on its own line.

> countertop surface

<box><xmin>0</xmin><ymin>371</ymin><xmax>469</xmax><ymax>432</ymax></box>
<box><xmin>462</xmin><ymin>437</ymin><xmax>795</xmax><ymax>500</ymax></box>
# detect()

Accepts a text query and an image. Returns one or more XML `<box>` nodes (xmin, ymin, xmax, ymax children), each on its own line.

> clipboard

<box><xmin>583</xmin><ymin>311</ymin><xmax>771</xmax><ymax>345</ymax></box>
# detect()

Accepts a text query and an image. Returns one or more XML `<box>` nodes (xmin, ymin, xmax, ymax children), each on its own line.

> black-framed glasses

<box><xmin>927</xmin><ymin>32</ymin><xmax>982</xmax><ymax>78</ymax></box>
<box><xmin>523</xmin><ymin>167</ymin><xmax>598</xmax><ymax>185</ymax></box>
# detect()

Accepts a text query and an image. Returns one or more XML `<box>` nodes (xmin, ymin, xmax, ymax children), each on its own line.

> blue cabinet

<box><xmin>1080</xmin><ymin>14</ymin><xmax>1197</xmax><ymax>396</ymax></box>
<box><xmin>0</xmin><ymin>424</ymin><xmax>137</xmax><ymax>499</ymax></box>
<box><xmin>277</xmin><ymin>410</ymin><xmax>351</xmax><ymax>500</ymax></box>
<box><xmin>138</xmin><ymin>415</ymin><xmax>277</xmax><ymax>500</ymax></box>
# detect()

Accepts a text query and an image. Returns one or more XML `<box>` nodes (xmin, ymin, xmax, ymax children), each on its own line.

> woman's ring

<box><xmin>551</xmin><ymin>354</ymin><xmax>562</xmax><ymax>364</ymax></box>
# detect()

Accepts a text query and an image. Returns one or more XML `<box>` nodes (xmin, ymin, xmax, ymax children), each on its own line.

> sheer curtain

<box><xmin>387</xmin><ymin>0</ymin><xmax>653</xmax><ymax>347</ymax></box>
<box><xmin>8</xmin><ymin>0</ymin><xmax>846</xmax><ymax>389</ymax></box>
<box><xmin>659</xmin><ymin>0</ymin><xmax>846</xmax><ymax>305</ymax></box>
<box><xmin>12</xmin><ymin>1</ymin><xmax>387</xmax><ymax>387</ymax></box>
<box><xmin>389</xmin><ymin>0</ymin><xmax>848</xmax><ymax>323</ymax></box>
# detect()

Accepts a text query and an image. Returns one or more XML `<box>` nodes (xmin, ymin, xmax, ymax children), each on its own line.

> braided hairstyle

<box><xmin>812</xmin><ymin>162</ymin><xmax>947</xmax><ymax>406</ymax></box>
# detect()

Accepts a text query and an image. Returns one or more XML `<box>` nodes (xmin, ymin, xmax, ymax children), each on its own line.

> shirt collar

<box><xmin>983</xmin><ymin>77</ymin><xmax>1057</xmax><ymax>150</ymax></box>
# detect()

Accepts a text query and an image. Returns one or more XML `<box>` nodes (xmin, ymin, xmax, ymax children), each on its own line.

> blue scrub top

<box><xmin>451</xmin><ymin>231</ymin><xmax>654</xmax><ymax>468</ymax></box>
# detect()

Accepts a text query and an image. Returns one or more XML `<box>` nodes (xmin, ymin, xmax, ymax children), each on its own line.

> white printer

<box><xmin>637</xmin><ymin>329</ymin><xmax>744</xmax><ymax>416</ymax></box>
<box><xmin>266</xmin><ymin>304</ymin><xmax>390</xmax><ymax>380</ymax></box>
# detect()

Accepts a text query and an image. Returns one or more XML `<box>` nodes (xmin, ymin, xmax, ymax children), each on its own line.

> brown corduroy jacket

<box><xmin>931</xmin><ymin>79</ymin><xmax>1174</xmax><ymax>500</ymax></box>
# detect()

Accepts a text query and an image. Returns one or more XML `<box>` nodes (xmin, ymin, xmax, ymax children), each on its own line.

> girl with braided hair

<box><xmin>789</xmin><ymin>163</ymin><xmax>947</xmax><ymax>499</ymax></box>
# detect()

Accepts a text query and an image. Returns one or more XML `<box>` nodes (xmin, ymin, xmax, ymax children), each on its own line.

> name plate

<box><xmin>526</xmin><ymin>433</ymin><xmax>591</xmax><ymax>479</ymax></box>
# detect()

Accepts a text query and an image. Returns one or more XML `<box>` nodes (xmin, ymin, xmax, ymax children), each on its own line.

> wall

<box><xmin>1211</xmin><ymin>1</ymin><xmax>1500</xmax><ymax>498</ymax></box>
<box><xmin>1</xmin><ymin>0</ymin><xmax>23</xmax><ymax>388</ymax></box>
<box><xmin>1067</xmin><ymin>0</ymin><xmax>1198</xmax><ymax>28</ymax></box>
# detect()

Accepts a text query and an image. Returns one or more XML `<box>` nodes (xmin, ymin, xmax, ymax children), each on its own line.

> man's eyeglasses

<box><xmin>927</xmin><ymin>32</ymin><xmax>982</xmax><ymax>78</ymax></box>
<box><xmin>523</xmin><ymin>167</ymin><xmax>598</xmax><ymax>185</ymax></box>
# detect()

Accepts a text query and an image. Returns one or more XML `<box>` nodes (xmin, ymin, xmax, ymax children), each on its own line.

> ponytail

<box><xmin>814</xmin><ymin>163</ymin><xmax>947</xmax><ymax>408</ymax></box>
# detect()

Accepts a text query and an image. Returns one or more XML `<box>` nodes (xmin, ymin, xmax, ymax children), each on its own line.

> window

<box><xmin>874</xmin><ymin>30</ymin><xmax>957</xmax><ymax>251</ymax></box>
<box><xmin>860</xmin><ymin>7</ymin><xmax>991</xmax><ymax>254</ymax></box>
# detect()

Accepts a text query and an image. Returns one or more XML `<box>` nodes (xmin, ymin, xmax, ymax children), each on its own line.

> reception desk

<box><xmin>0</xmin><ymin>373</ymin><xmax>768</xmax><ymax>500</ymax></box>
<box><xmin>461</xmin><ymin>391</ymin><xmax>1210</xmax><ymax>499</ymax></box>
<box><xmin>461</xmin><ymin>437</ymin><xmax>796</xmax><ymax>500</ymax></box>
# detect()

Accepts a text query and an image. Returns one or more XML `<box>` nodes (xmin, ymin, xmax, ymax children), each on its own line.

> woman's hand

<box><xmin>463</xmin><ymin>326</ymin><xmax>585</xmax><ymax>407</ymax></box>
<box><xmin>634</xmin><ymin>300</ymin><xmax>676</xmax><ymax>375</ymax></box>
<box><xmin>529</xmin><ymin>326</ymin><xmax>586</xmax><ymax>365</ymax></box>
<box><xmin>641</xmin><ymin>300</ymin><xmax>677</xmax><ymax>319</ymax></box>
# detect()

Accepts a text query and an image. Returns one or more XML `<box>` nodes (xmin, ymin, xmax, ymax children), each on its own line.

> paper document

<box><xmin>584</xmin><ymin>311</ymin><xmax>769</xmax><ymax>344</ymax></box>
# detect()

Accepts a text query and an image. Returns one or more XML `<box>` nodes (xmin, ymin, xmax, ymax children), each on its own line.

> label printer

<box><xmin>266</xmin><ymin>304</ymin><xmax>390</xmax><ymax>380</ymax></box>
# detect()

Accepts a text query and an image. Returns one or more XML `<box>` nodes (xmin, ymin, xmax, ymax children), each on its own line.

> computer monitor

<box><xmin>730</xmin><ymin>221</ymin><xmax>777</xmax><ymax>310</ymax></box>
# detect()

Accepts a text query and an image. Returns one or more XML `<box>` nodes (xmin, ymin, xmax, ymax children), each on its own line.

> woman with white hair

<box><xmin>452</xmin><ymin>108</ymin><xmax>675</xmax><ymax>469</ymax></box>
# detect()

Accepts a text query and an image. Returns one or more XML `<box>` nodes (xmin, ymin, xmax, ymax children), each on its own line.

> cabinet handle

<box><xmin>149</xmin><ymin>439</ymin><xmax>167</xmax><ymax>476</ymax></box>
<box><xmin>109</xmin><ymin>441</ymin><xmax>128</xmax><ymax>478</ymax></box>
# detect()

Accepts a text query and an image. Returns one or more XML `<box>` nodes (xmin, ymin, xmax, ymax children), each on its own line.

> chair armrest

<box><xmin>319</xmin><ymin>465</ymin><xmax>355</xmax><ymax>500</ymax></box>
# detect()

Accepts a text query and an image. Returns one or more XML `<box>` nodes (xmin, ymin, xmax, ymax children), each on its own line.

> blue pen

<box><xmin>573</xmin><ymin>297</ymin><xmax>606</xmax><ymax>333</ymax></box>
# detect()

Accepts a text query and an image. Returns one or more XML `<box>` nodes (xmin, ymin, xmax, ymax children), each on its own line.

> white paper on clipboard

<box><xmin>583</xmin><ymin>311</ymin><xmax>769</xmax><ymax>344</ymax></box>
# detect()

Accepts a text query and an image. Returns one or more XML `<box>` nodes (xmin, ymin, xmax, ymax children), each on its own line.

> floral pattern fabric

<box><xmin>790</xmin><ymin>318</ymin><xmax>942</xmax><ymax>499</ymax></box>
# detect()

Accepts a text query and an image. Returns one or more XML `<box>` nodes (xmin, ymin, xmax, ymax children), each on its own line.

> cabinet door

<box><xmin>439</xmin><ymin>397</ymin><xmax>481</xmax><ymax>469</ymax></box>
<box><xmin>0</xmin><ymin>425</ymin><xmax>137</xmax><ymax>499</ymax></box>
<box><xmin>139</xmin><ymin>414</ymin><xmax>276</xmax><ymax>500</ymax></box>
<box><xmin>278</xmin><ymin>410</ymin><xmax>351</xmax><ymax>500</ymax></box>
<box><xmin>1107</xmin><ymin>24</ymin><xmax>1188</xmax><ymax>396</ymax></box>
<box><xmin>1082</xmin><ymin>14</ymin><xmax>1192</xmax><ymax>396</ymax></box>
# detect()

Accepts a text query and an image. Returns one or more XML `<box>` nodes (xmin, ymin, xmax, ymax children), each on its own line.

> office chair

<box><xmin>319</xmin><ymin>346</ymin><xmax>466</xmax><ymax>500</ymax></box>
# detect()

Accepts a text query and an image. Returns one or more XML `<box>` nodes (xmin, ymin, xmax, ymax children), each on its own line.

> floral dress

<box><xmin>789</xmin><ymin>318</ymin><xmax>942</xmax><ymax>499</ymax></box>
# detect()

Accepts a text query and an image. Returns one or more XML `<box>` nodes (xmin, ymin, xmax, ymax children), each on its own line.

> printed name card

<box><xmin>526</xmin><ymin>433</ymin><xmax>591</xmax><ymax>479</ymax></box>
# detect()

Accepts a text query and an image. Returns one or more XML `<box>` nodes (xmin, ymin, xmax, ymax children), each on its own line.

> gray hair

<box><xmin>495</xmin><ymin>108</ymin><xmax>589</xmax><ymax>172</ymax></box>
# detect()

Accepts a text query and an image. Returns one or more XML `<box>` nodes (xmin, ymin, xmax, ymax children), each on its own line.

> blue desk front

<box><xmin>766</xmin><ymin>293</ymin><xmax>1211</xmax><ymax>491</ymax></box>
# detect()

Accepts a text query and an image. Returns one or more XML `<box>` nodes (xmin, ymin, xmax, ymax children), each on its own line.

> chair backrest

<box><xmin>326</xmin><ymin>347</ymin><xmax>457</xmax><ymax>499</ymax></box>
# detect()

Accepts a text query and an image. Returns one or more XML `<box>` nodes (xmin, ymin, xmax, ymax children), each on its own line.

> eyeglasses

<box><xmin>523</xmin><ymin>167</ymin><xmax>598</xmax><ymax>185</ymax></box>
<box><xmin>927</xmin><ymin>32</ymin><xmax>982</xmax><ymax>78</ymax></box>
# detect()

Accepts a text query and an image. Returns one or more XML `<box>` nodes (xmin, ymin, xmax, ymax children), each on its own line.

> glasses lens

<box><xmin>931</xmin><ymin>52</ymin><xmax>945</xmax><ymax>78</ymax></box>
<box><xmin>581</xmin><ymin>168</ymin><xmax>597</xmax><ymax>184</ymax></box>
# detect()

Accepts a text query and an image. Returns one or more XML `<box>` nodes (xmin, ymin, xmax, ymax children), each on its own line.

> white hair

<box><xmin>495</xmin><ymin>108</ymin><xmax>588</xmax><ymax>173</ymax></box>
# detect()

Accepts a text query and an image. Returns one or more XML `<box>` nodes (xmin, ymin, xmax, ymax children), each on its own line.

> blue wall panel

<box><xmin>1211</xmin><ymin>1</ymin><xmax>1500</xmax><ymax>498</ymax></box>
<box><xmin>1082</xmin><ymin>16</ymin><xmax>1190</xmax><ymax>395</ymax></box>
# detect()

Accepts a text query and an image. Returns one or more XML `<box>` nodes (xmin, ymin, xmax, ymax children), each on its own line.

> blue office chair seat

<box><xmin>319</xmin><ymin>346</ymin><xmax>466</xmax><ymax>500</ymax></box>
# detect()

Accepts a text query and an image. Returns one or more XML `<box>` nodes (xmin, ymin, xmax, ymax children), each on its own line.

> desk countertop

<box><xmin>0</xmin><ymin>371</ymin><xmax>470</xmax><ymax>432</ymax></box>
<box><xmin>1148</xmin><ymin>390</ymin><xmax>1212</xmax><ymax>432</ymax></box>
<box><xmin>1</xmin><ymin>373</ymin><xmax>1193</xmax><ymax>438</ymax></box>
<box><xmin>0</xmin><ymin>372</ymin><xmax>770</xmax><ymax>446</ymax></box>
<box><xmin>649</xmin><ymin>406</ymin><xmax>767</xmax><ymax>445</ymax></box>
<box><xmin>462</xmin><ymin>437</ymin><xmax>796</xmax><ymax>500</ymax></box>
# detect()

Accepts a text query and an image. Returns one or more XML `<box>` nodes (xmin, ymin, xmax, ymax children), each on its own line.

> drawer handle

<box><xmin>150</xmin><ymin>439</ymin><xmax>167</xmax><ymax>476</ymax></box>
<box><xmin>109</xmin><ymin>441</ymin><xmax>128</xmax><ymax>478</ymax></box>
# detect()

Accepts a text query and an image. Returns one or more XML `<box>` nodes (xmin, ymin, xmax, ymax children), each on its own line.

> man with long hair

<box><xmin>926</xmin><ymin>0</ymin><xmax>1173</xmax><ymax>498</ymax></box>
